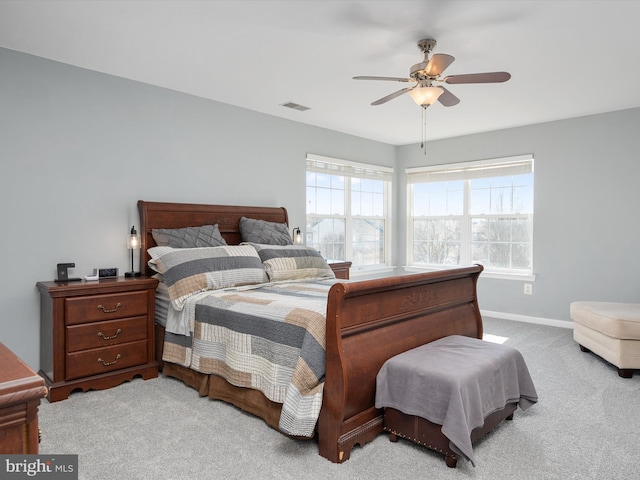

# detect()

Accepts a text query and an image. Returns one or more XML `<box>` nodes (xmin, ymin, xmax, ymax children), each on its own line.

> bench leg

<box><xmin>578</xmin><ymin>344</ymin><xmax>591</xmax><ymax>353</ymax></box>
<box><xmin>388</xmin><ymin>432</ymin><xmax>398</xmax><ymax>443</ymax></box>
<box><xmin>618</xmin><ymin>368</ymin><xmax>633</xmax><ymax>378</ymax></box>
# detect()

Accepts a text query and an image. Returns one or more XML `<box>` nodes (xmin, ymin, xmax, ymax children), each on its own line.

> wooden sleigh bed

<box><xmin>138</xmin><ymin>200</ymin><xmax>484</xmax><ymax>464</ymax></box>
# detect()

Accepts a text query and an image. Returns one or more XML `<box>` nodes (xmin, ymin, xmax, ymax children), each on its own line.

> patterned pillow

<box><xmin>147</xmin><ymin>245</ymin><xmax>268</xmax><ymax>310</ymax></box>
<box><xmin>239</xmin><ymin>217</ymin><xmax>293</xmax><ymax>245</ymax></box>
<box><xmin>152</xmin><ymin>224</ymin><xmax>227</xmax><ymax>248</ymax></box>
<box><xmin>250</xmin><ymin>244</ymin><xmax>335</xmax><ymax>282</ymax></box>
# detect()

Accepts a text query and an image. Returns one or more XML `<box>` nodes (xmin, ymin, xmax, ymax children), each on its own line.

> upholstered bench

<box><xmin>375</xmin><ymin>335</ymin><xmax>538</xmax><ymax>468</ymax></box>
<box><xmin>571</xmin><ymin>301</ymin><xmax>640</xmax><ymax>378</ymax></box>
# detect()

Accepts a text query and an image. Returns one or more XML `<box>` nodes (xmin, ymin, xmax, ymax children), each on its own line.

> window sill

<box><xmin>402</xmin><ymin>266</ymin><xmax>535</xmax><ymax>282</ymax></box>
<box><xmin>350</xmin><ymin>266</ymin><xmax>397</xmax><ymax>278</ymax></box>
<box><xmin>479</xmin><ymin>271</ymin><xmax>536</xmax><ymax>282</ymax></box>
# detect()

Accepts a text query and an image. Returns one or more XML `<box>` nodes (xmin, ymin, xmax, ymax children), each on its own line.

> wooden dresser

<box><xmin>0</xmin><ymin>342</ymin><xmax>47</xmax><ymax>454</ymax></box>
<box><xmin>37</xmin><ymin>277</ymin><xmax>159</xmax><ymax>402</ymax></box>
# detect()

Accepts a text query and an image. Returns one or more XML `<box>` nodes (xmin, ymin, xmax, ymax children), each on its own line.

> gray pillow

<box><xmin>152</xmin><ymin>224</ymin><xmax>227</xmax><ymax>248</ymax></box>
<box><xmin>239</xmin><ymin>217</ymin><xmax>293</xmax><ymax>245</ymax></box>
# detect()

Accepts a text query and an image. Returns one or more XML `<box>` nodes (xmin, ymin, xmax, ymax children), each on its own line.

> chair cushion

<box><xmin>570</xmin><ymin>302</ymin><xmax>640</xmax><ymax>340</ymax></box>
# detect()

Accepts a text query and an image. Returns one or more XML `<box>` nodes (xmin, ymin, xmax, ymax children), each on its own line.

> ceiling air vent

<box><xmin>281</xmin><ymin>102</ymin><xmax>310</xmax><ymax>112</ymax></box>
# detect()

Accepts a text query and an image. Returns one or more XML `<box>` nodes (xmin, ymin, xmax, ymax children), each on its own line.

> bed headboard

<box><xmin>137</xmin><ymin>200</ymin><xmax>289</xmax><ymax>276</ymax></box>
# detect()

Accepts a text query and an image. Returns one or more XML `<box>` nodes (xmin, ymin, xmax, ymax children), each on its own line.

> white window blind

<box><xmin>407</xmin><ymin>155</ymin><xmax>533</xmax><ymax>183</ymax></box>
<box><xmin>307</xmin><ymin>153</ymin><xmax>393</xmax><ymax>181</ymax></box>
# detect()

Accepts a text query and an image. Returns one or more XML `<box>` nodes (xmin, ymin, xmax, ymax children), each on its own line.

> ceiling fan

<box><xmin>354</xmin><ymin>38</ymin><xmax>511</xmax><ymax>108</ymax></box>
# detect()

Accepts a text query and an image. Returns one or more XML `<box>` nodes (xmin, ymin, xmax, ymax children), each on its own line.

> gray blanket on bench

<box><xmin>375</xmin><ymin>335</ymin><xmax>538</xmax><ymax>466</ymax></box>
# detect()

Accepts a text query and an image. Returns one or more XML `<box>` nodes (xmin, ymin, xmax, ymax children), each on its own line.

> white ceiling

<box><xmin>1</xmin><ymin>0</ymin><xmax>639</xmax><ymax>145</ymax></box>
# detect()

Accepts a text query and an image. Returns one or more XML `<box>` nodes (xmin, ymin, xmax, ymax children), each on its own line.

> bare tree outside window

<box><xmin>413</xmin><ymin>218</ymin><xmax>461</xmax><ymax>265</ymax></box>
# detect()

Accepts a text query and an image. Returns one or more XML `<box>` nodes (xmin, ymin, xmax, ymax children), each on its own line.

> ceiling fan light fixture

<box><xmin>409</xmin><ymin>86</ymin><xmax>443</xmax><ymax>107</ymax></box>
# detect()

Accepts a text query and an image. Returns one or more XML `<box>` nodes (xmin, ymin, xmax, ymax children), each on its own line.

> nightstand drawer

<box><xmin>66</xmin><ymin>316</ymin><xmax>148</xmax><ymax>352</ymax></box>
<box><xmin>65</xmin><ymin>340</ymin><xmax>148</xmax><ymax>380</ymax></box>
<box><xmin>65</xmin><ymin>291</ymin><xmax>149</xmax><ymax>325</ymax></box>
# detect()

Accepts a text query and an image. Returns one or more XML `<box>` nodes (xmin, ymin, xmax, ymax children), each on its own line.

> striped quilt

<box><xmin>161</xmin><ymin>279</ymin><xmax>339</xmax><ymax>437</ymax></box>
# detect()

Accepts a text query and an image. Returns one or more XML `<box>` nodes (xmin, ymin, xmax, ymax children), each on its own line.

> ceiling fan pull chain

<box><xmin>421</xmin><ymin>106</ymin><xmax>427</xmax><ymax>155</ymax></box>
<box><xmin>420</xmin><ymin>106</ymin><xmax>424</xmax><ymax>149</ymax></box>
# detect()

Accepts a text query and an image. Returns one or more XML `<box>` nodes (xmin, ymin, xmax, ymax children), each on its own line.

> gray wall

<box><xmin>0</xmin><ymin>48</ymin><xmax>395</xmax><ymax>369</ymax></box>
<box><xmin>3</xmin><ymin>46</ymin><xmax>640</xmax><ymax>370</ymax></box>
<box><xmin>397</xmin><ymin>108</ymin><xmax>640</xmax><ymax>323</ymax></box>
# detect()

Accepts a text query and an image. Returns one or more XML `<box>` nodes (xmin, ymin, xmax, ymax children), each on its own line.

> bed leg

<box><xmin>388</xmin><ymin>432</ymin><xmax>398</xmax><ymax>443</ymax></box>
<box><xmin>579</xmin><ymin>344</ymin><xmax>591</xmax><ymax>353</ymax></box>
<box><xmin>318</xmin><ymin>414</ymin><xmax>383</xmax><ymax>463</ymax></box>
<box><xmin>445</xmin><ymin>454</ymin><xmax>458</xmax><ymax>468</ymax></box>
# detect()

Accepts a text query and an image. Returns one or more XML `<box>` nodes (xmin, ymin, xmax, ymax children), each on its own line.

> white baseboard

<box><xmin>481</xmin><ymin>309</ymin><xmax>573</xmax><ymax>329</ymax></box>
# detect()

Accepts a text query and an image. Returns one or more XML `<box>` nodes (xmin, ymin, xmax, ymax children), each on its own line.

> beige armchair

<box><xmin>571</xmin><ymin>301</ymin><xmax>640</xmax><ymax>378</ymax></box>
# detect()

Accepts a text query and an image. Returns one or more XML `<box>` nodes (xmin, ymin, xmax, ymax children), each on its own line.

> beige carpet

<box><xmin>38</xmin><ymin>318</ymin><xmax>640</xmax><ymax>480</ymax></box>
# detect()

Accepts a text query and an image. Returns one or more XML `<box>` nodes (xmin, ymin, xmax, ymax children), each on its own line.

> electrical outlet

<box><xmin>523</xmin><ymin>283</ymin><xmax>533</xmax><ymax>295</ymax></box>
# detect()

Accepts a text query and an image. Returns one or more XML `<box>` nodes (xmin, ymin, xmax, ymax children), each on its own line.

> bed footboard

<box><xmin>317</xmin><ymin>265</ymin><xmax>483</xmax><ymax>463</ymax></box>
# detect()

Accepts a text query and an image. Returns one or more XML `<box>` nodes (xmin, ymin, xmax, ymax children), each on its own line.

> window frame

<box><xmin>306</xmin><ymin>154</ymin><xmax>393</xmax><ymax>272</ymax></box>
<box><xmin>406</xmin><ymin>155</ymin><xmax>534</xmax><ymax>279</ymax></box>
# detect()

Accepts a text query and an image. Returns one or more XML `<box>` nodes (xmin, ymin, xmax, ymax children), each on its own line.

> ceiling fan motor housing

<box><xmin>411</xmin><ymin>39</ymin><xmax>437</xmax><ymax>82</ymax></box>
<box><xmin>410</xmin><ymin>62</ymin><xmax>432</xmax><ymax>81</ymax></box>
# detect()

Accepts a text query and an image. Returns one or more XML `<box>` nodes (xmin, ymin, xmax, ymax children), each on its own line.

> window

<box><xmin>407</xmin><ymin>155</ymin><xmax>534</xmax><ymax>276</ymax></box>
<box><xmin>306</xmin><ymin>154</ymin><xmax>393</xmax><ymax>269</ymax></box>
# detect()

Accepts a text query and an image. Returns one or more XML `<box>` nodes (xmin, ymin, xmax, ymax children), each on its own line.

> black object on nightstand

<box><xmin>55</xmin><ymin>262</ymin><xmax>81</xmax><ymax>283</ymax></box>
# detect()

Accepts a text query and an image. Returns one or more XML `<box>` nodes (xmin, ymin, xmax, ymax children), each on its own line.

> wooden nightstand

<box><xmin>329</xmin><ymin>261</ymin><xmax>352</xmax><ymax>280</ymax></box>
<box><xmin>36</xmin><ymin>277</ymin><xmax>159</xmax><ymax>402</ymax></box>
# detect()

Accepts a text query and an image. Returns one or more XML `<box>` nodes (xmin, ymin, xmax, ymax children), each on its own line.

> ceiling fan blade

<box><xmin>353</xmin><ymin>76</ymin><xmax>412</xmax><ymax>82</ymax></box>
<box><xmin>371</xmin><ymin>87</ymin><xmax>413</xmax><ymax>106</ymax></box>
<box><xmin>425</xmin><ymin>54</ymin><xmax>455</xmax><ymax>76</ymax></box>
<box><xmin>437</xmin><ymin>87</ymin><xmax>460</xmax><ymax>107</ymax></box>
<box><xmin>443</xmin><ymin>72</ymin><xmax>511</xmax><ymax>84</ymax></box>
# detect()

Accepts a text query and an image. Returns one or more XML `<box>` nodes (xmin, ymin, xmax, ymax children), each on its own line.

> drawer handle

<box><xmin>97</xmin><ymin>354</ymin><xmax>122</xmax><ymax>366</ymax></box>
<box><xmin>97</xmin><ymin>302</ymin><xmax>122</xmax><ymax>313</ymax></box>
<box><xmin>97</xmin><ymin>328</ymin><xmax>122</xmax><ymax>340</ymax></box>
